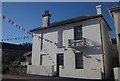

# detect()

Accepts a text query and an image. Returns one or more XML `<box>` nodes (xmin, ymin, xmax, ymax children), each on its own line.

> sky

<box><xmin>1</xmin><ymin>0</ymin><xmax>120</xmax><ymax>2</ymax></box>
<box><xmin>2</xmin><ymin>2</ymin><xmax>119</xmax><ymax>44</ymax></box>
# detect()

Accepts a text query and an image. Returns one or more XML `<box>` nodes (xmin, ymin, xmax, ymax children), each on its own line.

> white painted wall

<box><xmin>100</xmin><ymin>19</ymin><xmax>114</xmax><ymax>80</ymax></box>
<box><xmin>112</xmin><ymin>11</ymin><xmax>120</xmax><ymax>64</ymax></box>
<box><xmin>114</xmin><ymin>67</ymin><xmax>120</xmax><ymax>81</ymax></box>
<box><xmin>59</xmin><ymin>66</ymin><xmax>102</xmax><ymax>79</ymax></box>
<box><xmin>111</xmin><ymin>9</ymin><xmax>120</xmax><ymax>81</ymax></box>
<box><xmin>28</xmin><ymin>18</ymin><xmax>108</xmax><ymax>79</ymax></box>
<box><xmin>27</xmin><ymin>65</ymin><xmax>56</xmax><ymax>76</ymax></box>
<box><xmin>31</xmin><ymin>33</ymin><xmax>42</xmax><ymax>65</ymax></box>
<box><xmin>112</xmin><ymin>12</ymin><xmax>120</xmax><ymax>34</ymax></box>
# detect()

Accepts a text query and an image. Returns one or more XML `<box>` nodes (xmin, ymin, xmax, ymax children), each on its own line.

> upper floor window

<box><xmin>41</xmin><ymin>33</ymin><xmax>43</xmax><ymax>50</ymax></box>
<box><xmin>74</xmin><ymin>25</ymin><xmax>82</xmax><ymax>40</ymax></box>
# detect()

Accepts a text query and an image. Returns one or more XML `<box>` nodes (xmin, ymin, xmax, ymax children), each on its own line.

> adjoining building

<box><xmin>109</xmin><ymin>6</ymin><xmax>120</xmax><ymax>81</ymax></box>
<box><xmin>111</xmin><ymin>38</ymin><xmax>119</xmax><ymax>68</ymax></box>
<box><xmin>27</xmin><ymin>5</ymin><xmax>114</xmax><ymax>80</ymax></box>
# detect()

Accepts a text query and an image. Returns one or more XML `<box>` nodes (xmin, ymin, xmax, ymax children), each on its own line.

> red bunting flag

<box><xmin>16</xmin><ymin>24</ymin><xmax>19</xmax><ymax>27</ymax></box>
<box><xmin>6</xmin><ymin>18</ymin><xmax>11</xmax><ymax>23</ymax></box>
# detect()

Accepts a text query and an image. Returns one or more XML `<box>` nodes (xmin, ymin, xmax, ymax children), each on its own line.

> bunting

<box><xmin>2</xmin><ymin>15</ymin><xmax>32</xmax><ymax>35</ymax></box>
<box><xmin>2</xmin><ymin>15</ymin><xmax>58</xmax><ymax>46</ymax></box>
<box><xmin>1</xmin><ymin>36</ymin><xmax>31</xmax><ymax>41</ymax></box>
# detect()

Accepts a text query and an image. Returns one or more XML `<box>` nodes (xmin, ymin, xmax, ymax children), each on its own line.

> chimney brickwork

<box><xmin>42</xmin><ymin>10</ymin><xmax>51</xmax><ymax>28</ymax></box>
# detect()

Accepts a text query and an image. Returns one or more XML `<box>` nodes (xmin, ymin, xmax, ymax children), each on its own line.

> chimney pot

<box><xmin>42</xmin><ymin>10</ymin><xmax>51</xmax><ymax>17</ymax></box>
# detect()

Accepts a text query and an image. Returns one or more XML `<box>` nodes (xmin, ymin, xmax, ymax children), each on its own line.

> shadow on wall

<box><xmin>82</xmin><ymin>46</ymin><xmax>102</xmax><ymax>55</ymax></box>
<box><xmin>83</xmin><ymin>37</ymin><xmax>101</xmax><ymax>55</ymax></box>
<box><xmin>74</xmin><ymin>38</ymin><xmax>102</xmax><ymax>55</ymax></box>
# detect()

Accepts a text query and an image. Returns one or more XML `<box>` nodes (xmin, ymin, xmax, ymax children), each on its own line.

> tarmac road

<box><xmin>1</xmin><ymin>74</ymin><xmax>102</xmax><ymax>81</ymax></box>
<box><xmin>2</xmin><ymin>79</ymin><xmax>102</xmax><ymax>81</ymax></box>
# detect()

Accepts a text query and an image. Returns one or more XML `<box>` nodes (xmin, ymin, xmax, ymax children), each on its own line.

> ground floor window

<box><xmin>40</xmin><ymin>55</ymin><xmax>43</xmax><ymax>65</ymax></box>
<box><xmin>40</xmin><ymin>54</ymin><xmax>46</xmax><ymax>65</ymax></box>
<box><xmin>75</xmin><ymin>53</ymin><xmax>83</xmax><ymax>69</ymax></box>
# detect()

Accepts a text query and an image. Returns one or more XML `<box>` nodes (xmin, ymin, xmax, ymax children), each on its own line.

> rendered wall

<box><xmin>59</xmin><ymin>66</ymin><xmax>101</xmax><ymax>79</ymax></box>
<box><xmin>29</xmin><ymin>18</ymin><xmax>104</xmax><ymax>79</ymax></box>
<box><xmin>27</xmin><ymin>65</ymin><xmax>55</xmax><ymax>76</ymax></box>
<box><xmin>100</xmin><ymin>19</ymin><xmax>114</xmax><ymax>80</ymax></box>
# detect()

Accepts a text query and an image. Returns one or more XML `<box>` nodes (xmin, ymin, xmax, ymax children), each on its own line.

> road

<box><xmin>1</xmin><ymin>74</ymin><xmax>103</xmax><ymax>81</ymax></box>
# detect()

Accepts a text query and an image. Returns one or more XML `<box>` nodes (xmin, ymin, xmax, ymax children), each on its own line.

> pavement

<box><xmin>1</xmin><ymin>73</ymin><xmax>103</xmax><ymax>81</ymax></box>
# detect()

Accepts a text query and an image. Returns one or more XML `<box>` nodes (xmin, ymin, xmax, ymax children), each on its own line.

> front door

<box><xmin>57</xmin><ymin>54</ymin><xmax>64</xmax><ymax>76</ymax></box>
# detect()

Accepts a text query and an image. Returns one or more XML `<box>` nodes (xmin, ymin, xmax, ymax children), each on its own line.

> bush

<box><xmin>2</xmin><ymin>64</ymin><xmax>9</xmax><ymax>73</ymax></box>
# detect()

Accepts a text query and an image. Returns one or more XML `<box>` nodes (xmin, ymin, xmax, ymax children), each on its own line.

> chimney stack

<box><xmin>96</xmin><ymin>5</ymin><xmax>102</xmax><ymax>14</ymax></box>
<box><xmin>42</xmin><ymin>10</ymin><xmax>51</xmax><ymax>28</ymax></box>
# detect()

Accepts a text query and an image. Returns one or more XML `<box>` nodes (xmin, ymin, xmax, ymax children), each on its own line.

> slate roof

<box><xmin>30</xmin><ymin>14</ymin><xmax>111</xmax><ymax>32</ymax></box>
<box><xmin>109</xmin><ymin>6</ymin><xmax>120</xmax><ymax>18</ymax></box>
<box><xmin>109</xmin><ymin>6</ymin><xmax>120</xmax><ymax>12</ymax></box>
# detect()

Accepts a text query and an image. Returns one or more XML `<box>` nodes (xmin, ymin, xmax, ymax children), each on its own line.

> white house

<box><xmin>109</xmin><ymin>6</ymin><xmax>120</xmax><ymax>81</ymax></box>
<box><xmin>27</xmin><ymin>5</ymin><xmax>114</xmax><ymax>80</ymax></box>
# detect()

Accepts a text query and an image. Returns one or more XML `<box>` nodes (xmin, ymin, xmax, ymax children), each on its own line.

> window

<box><xmin>40</xmin><ymin>55</ymin><xmax>43</xmax><ymax>65</ymax></box>
<box><xmin>40</xmin><ymin>33</ymin><xmax>43</xmax><ymax>50</ymax></box>
<box><xmin>74</xmin><ymin>25</ymin><xmax>82</xmax><ymax>40</ymax></box>
<box><xmin>40</xmin><ymin>54</ymin><xmax>45</xmax><ymax>65</ymax></box>
<box><xmin>75</xmin><ymin>53</ymin><xmax>83</xmax><ymax>69</ymax></box>
<box><xmin>57</xmin><ymin>30</ymin><xmax>63</xmax><ymax>48</ymax></box>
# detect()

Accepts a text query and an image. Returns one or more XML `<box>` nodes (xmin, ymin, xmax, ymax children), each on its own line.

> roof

<box><xmin>109</xmin><ymin>6</ymin><xmax>120</xmax><ymax>12</ymax></box>
<box><xmin>30</xmin><ymin>14</ymin><xmax>111</xmax><ymax>32</ymax></box>
<box><xmin>109</xmin><ymin>6</ymin><xmax>120</xmax><ymax>18</ymax></box>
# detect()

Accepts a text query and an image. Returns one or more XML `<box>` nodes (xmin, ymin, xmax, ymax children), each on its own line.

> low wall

<box><xmin>27</xmin><ymin>65</ymin><xmax>56</xmax><ymax>76</ymax></box>
<box><xmin>114</xmin><ymin>67</ymin><xmax>120</xmax><ymax>81</ymax></box>
<box><xmin>8</xmin><ymin>66</ymin><xmax>27</xmax><ymax>74</ymax></box>
<box><xmin>59</xmin><ymin>66</ymin><xmax>102</xmax><ymax>79</ymax></box>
